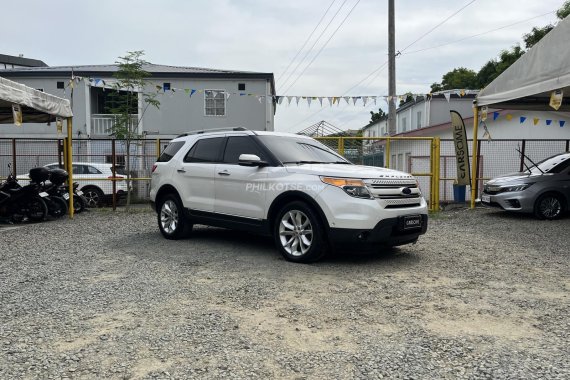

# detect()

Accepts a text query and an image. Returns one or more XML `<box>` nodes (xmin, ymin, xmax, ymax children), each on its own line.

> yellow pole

<box><xmin>433</xmin><ymin>137</ymin><xmax>440</xmax><ymax>212</ymax></box>
<box><xmin>156</xmin><ymin>138</ymin><xmax>161</xmax><ymax>159</ymax></box>
<box><xmin>470</xmin><ymin>104</ymin><xmax>479</xmax><ymax>209</ymax></box>
<box><xmin>385</xmin><ymin>138</ymin><xmax>391</xmax><ymax>168</ymax></box>
<box><xmin>66</xmin><ymin>117</ymin><xmax>74</xmax><ymax>218</ymax></box>
<box><xmin>338</xmin><ymin>137</ymin><xmax>345</xmax><ymax>156</ymax></box>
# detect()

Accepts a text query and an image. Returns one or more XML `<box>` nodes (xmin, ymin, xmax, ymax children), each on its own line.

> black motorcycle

<box><xmin>0</xmin><ymin>164</ymin><xmax>49</xmax><ymax>223</ymax></box>
<box><xmin>32</xmin><ymin>168</ymin><xmax>68</xmax><ymax>219</ymax></box>
<box><xmin>46</xmin><ymin>168</ymin><xmax>87</xmax><ymax>214</ymax></box>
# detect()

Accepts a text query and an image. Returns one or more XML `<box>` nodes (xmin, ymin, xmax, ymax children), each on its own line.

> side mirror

<box><xmin>238</xmin><ymin>154</ymin><xmax>268</xmax><ymax>167</ymax></box>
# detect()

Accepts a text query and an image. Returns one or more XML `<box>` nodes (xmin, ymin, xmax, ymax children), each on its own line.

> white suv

<box><xmin>150</xmin><ymin>129</ymin><xmax>428</xmax><ymax>263</ymax></box>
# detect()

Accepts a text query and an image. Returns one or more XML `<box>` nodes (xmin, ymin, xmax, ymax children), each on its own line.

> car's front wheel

<box><xmin>534</xmin><ymin>192</ymin><xmax>565</xmax><ymax>220</ymax></box>
<box><xmin>157</xmin><ymin>194</ymin><xmax>193</xmax><ymax>239</ymax></box>
<box><xmin>274</xmin><ymin>201</ymin><xmax>327</xmax><ymax>263</ymax></box>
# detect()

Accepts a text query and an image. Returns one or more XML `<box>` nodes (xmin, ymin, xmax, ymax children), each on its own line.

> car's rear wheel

<box><xmin>82</xmin><ymin>187</ymin><xmax>104</xmax><ymax>208</ymax></box>
<box><xmin>157</xmin><ymin>194</ymin><xmax>193</xmax><ymax>239</ymax></box>
<box><xmin>534</xmin><ymin>193</ymin><xmax>565</xmax><ymax>220</ymax></box>
<box><xmin>274</xmin><ymin>201</ymin><xmax>327</xmax><ymax>263</ymax></box>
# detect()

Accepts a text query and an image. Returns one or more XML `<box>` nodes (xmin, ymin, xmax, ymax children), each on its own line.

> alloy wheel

<box><xmin>538</xmin><ymin>196</ymin><xmax>561</xmax><ymax>219</ymax></box>
<box><xmin>279</xmin><ymin>210</ymin><xmax>313</xmax><ymax>257</ymax></box>
<box><xmin>160</xmin><ymin>199</ymin><xmax>179</xmax><ymax>234</ymax></box>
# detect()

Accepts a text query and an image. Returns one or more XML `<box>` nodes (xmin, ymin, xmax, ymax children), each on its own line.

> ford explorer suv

<box><xmin>481</xmin><ymin>152</ymin><xmax>570</xmax><ymax>220</ymax></box>
<box><xmin>150</xmin><ymin>129</ymin><xmax>428</xmax><ymax>263</ymax></box>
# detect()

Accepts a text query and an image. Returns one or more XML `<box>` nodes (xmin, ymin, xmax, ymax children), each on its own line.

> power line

<box><xmin>399</xmin><ymin>0</ymin><xmax>477</xmax><ymax>53</ymax></box>
<box><xmin>276</xmin><ymin>0</ymin><xmax>337</xmax><ymax>82</ymax></box>
<box><xmin>279</xmin><ymin>0</ymin><xmax>350</xmax><ymax>91</ymax></box>
<box><xmin>401</xmin><ymin>10</ymin><xmax>556</xmax><ymax>55</ymax></box>
<box><xmin>282</xmin><ymin>0</ymin><xmax>361</xmax><ymax>94</ymax></box>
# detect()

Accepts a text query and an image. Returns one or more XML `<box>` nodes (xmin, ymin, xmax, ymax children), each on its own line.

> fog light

<box><xmin>507</xmin><ymin>199</ymin><xmax>521</xmax><ymax>208</ymax></box>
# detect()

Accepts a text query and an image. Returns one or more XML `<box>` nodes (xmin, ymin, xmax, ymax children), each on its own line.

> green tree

<box><xmin>523</xmin><ymin>25</ymin><xmax>554</xmax><ymax>49</ymax></box>
<box><xmin>398</xmin><ymin>92</ymin><xmax>414</xmax><ymax>106</ymax></box>
<box><xmin>430</xmin><ymin>67</ymin><xmax>478</xmax><ymax>93</ymax></box>
<box><xmin>109</xmin><ymin>50</ymin><xmax>160</xmax><ymax>209</ymax></box>
<box><xmin>369</xmin><ymin>107</ymin><xmax>387</xmax><ymax>123</ymax></box>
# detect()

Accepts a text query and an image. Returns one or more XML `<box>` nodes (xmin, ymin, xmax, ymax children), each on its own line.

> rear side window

<box><xmin>223</xmin><ymin>136</ymin><xmax>265</xmax><ymax>164</ymax></box>
<box><xmin>184</xmin><ymin>137</ymin><xmax>225</xmax><ymax>163</ymax></box>
<box><xmin>157</xmin><ymin>141</ymin><xmax>185</xmax><ymax>162</ymax></box>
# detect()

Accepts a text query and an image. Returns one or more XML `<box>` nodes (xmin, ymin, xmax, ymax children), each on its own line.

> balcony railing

<box><xmin>91</xmin><ymin>114</ymin><xmax>139</xmax><ymax>136</ymax></box>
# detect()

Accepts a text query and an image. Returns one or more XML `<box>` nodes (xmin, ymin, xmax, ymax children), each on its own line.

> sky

<box><xmin>0</xmin><ymin>0</ymin><xmax>565</xmax><ymax>133</ymax></box>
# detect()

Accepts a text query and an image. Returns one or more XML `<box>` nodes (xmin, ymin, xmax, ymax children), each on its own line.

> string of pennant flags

<box><xmin>61</xmin><ymin>76</ymin><xmax>566</xmax><ymax>127</ymax></box>
<box><xmin>61</xmin><ymin>75</ymin><xmax>478</xmax><ymax>108</ymax></box>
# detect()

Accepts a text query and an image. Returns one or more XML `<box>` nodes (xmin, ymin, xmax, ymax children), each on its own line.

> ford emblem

<box><xmin>401</xmin><ymin>187</ymin><xmax>412</xmax><ymax>195</ymax></box>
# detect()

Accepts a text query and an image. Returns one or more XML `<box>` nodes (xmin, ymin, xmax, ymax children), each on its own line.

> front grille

<box><xmin>364</xmin><ymin>179</ymin><xmax>422</xmax><ymax>208</ymax></box>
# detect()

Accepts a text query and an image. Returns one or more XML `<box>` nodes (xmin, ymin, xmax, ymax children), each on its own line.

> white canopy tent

<box><xmin>0</xmin><ymin>76</ymin><xmax>76</xmax><ymax>217</ymax></box>
<box><xmin>477</xmin><ymin>16</ymin><xmax>570</xmax><ymax>111</ymax></box>
<box><xmin>0</xmin><ymin>76</ymin><xmax>72</xmax><ymax>123</ymax></box>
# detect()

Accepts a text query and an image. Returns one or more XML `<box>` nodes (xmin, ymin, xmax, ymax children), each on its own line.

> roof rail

<box><xmin>176</xmin><ymin>127</ymin><xmax>249</xmax><ymax>138</ymax></box>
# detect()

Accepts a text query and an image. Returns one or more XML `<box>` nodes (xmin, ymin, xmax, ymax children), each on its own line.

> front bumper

<box><xmin>328</xmin><ymin>215</ymin><xmax>428</xmax><ymax>251</ymax></box>
<box><xmin>480</xmin><ymin>190</ymin><xmax>535</xmax><ymax>213</ymax></box>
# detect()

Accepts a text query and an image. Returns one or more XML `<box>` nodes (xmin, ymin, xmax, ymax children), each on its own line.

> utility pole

<box><xmin>388</xmin><ymin>0</ymin><xmax>396</xmax><ymax>136</ymax></box>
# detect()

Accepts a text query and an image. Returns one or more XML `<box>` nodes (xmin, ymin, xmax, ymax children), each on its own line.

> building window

<box><xmin>57</xmin><ymin>81</ymin><xmax>65</xmax><ymax>89</ymax></box>
<box><xmin>402</xmin><ymin>117</ymin><xmax>407</xmax><ymax>132</ymax></box>
<box><xmin>416</xmin><ymin>111</ymin><xmax>422</xmax><ymax>129</ymax></box>
<box><xmin>204</xmin><ymin>90</ymin><xmax>226</xmax><ymax>117</ymax></box>
<box><xmin>238</xmin><ymin>83</ymin><xmax>246</xmax><ymax>91</ymax></box>
<box><xmin>163</xmin><ymin>83</ymin><xmax>171</xmax><ymax>91</ymax></box>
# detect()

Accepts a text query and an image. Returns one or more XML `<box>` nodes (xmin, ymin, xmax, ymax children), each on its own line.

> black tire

<box><xmin>82</xmin><ymin>187</ymin><xmax>104</xmax><ymax>208</ymax></box>
<box><xmin>47</xmin><ymin>196</ymin><xmax>68</xmax><ymax>218</ymax></box>
<box><xmin>24</xmin><ymin>196</ymin><xmax>48</xmax><ymax>222</ymax></box>
<box><xmin>534</xmin><ymin>192</ymin><xmax>565</xmax><ymax>220</ymax></box>
<box><xmin>274</xmin><ymin>201</ymin><xmax>328</xmax><ymax>263</ymax></box>
<box><xmin>157</xmin><ymin>194</ymin><xmax>193</xmax><ymax>239</ymax></box>
<box><xmin>72</xmin><ymin>193</ymin><xmax>87</xmax><ymax>213</ymax></box>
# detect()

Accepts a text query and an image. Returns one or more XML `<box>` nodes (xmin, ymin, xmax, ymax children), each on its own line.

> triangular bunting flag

<box><xmin>493</xmin><ymin>111</ymin><xmax>499</xmax><ymax>121</ymax></box>
<box><xmin>327</xmin><ymin>97</ymin><xmax>333</xmax><ymax>106</ymax></box>
<box><xmin>257</xmin><ymin>96</ymin><xmax>264</xmax><ymax>104</ymax></box>
<box><xmin>307</xmin><ymin>97</ymin><xmax>312</xmax><ymax>107</ymax></box>
<box><xmin>443</xmin><ymin>92</ymin><xmax>451</xmax><ymax>102</ymax></box>
<box><xmin>295</xmin><ymin>96</ymin><xmax>300</xmax><ymax>106</ymax></box>
<box><xmin>190</xmin><ymin>89</ymin><xmax>196</xmax><ymax>97</ymax></box>
<box><xmin>520</xmin><ymin>116</ymin><xmax>526</xmax><ymax>124</ymax></box>
<box><xmin>343</xmin><ymin>96</ymin><xmax>350</xmax><ymax>105</ymax></box>
<box><xmin>352</xmin><ymin>97</ymin><xmax>358</xmax><ymax>106</ymax></box>
<box><xmin>333</xmin><ymin>97</ymin><xmax>339</xmax><ymax>105</ymax></box>
<box><xmin>318</xmin><ymin>97</ymin><xmax>323</xmax><ymax>107</ymax></box>
<box><xmin>506</xmin><ymin>114</ymin><xmax>513</xmax><ymax>121</ymax></box>
<box><xmin>373</xmin><ymin>96</ymin><xmax>377</xmax><ymax>105</ymax></box>
<box><xmin>184</xmin><ymin>88</ymin><xmax>190</xmax><ymax>94</ymax></box>
<box><xmin>362</xmin><ymin>96</ymin><xmax>368</xmax><ymax>106</ymax></box>
<box><xmin>560</xmin><ymin>120</ymin><xmax>566</xmax><ymax>127</ymax></box>
<box><xmin>287</xmin><ymin>96</ymin><xmax>293</xmax><ymax>105</ymax></box>
<box><xmin>533</xmin><ymin>118</ymin><xmax>539</xmax><ymax>126</ymax></box>
<box><xmin>226</xmin><ymin>92</ymin><xmax>231</xmax><ymax>101</ymax></box>
<box><xmin>460</xmin><ymin>89</ymin><xmax>466</xmax><ymax>97</ymax></box>
<box><xmin>546</xmin><ymin>119</ymin><xmax>552</xmax><ymax>125</ymax></box>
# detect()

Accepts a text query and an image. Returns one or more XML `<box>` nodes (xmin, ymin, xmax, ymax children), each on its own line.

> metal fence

<box><xmin>2</xmin><ymin>137</ymin><xmax>568</xmax><ymax>207</ymax></box>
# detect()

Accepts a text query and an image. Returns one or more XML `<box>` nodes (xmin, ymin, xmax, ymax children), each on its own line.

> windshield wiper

<box><xmin>331</xmin><ymin>161</ymin><xmax>351</xmax><ymax>164</ymax></box>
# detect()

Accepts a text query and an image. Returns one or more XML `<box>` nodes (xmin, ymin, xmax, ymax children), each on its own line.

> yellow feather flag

<box><xmin>506</xmin><ymin>114</ymin><xmax>513</xmax><ymax>121</ymax></box>
<box><xmin>533</xmin><ymin>118</ymin><xmax>539</xmax><ymax>126</ymax></box>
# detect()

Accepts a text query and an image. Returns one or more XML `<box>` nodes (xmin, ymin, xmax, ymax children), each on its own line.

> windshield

<box><xmin>525</xmin><ymin>153</ymin><xmax>570</xmax><ymax>174</ymax></box>
<box><xmin>257</xmin><ymin>135</ymin><xmax>350</xmax><ymax>164</ymax></box>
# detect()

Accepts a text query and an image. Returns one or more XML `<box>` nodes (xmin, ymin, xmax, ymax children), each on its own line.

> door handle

<box><xmin>177</xmin><ymin>169</ymin><xmax>186</xmax><ymax>173</ymax></box>
<box><xmin>218</xmin><ymin>171</ymin><xmax>230</xmax><ymax>176</ymax></box>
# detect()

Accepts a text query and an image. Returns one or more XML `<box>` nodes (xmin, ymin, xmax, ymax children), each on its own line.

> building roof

<box><xmin>0</xmin><ymin>54</ymin><xmax>48</xmax><ymax>68</ymax></box>
<box><xmin>0</xmin><ymin>63</ymin><xmax>276</xmax><ymax>95</ymax></box>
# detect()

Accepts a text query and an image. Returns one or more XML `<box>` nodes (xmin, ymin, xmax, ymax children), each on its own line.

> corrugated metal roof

<box><xmin>0</xmin><ymin>63</ymin><xmax>270</xmax><ymax>76</ymax></box>
<box><xmin>0</xmin><ymin>54</ymin><xmax>48</xmax><ymax>67</ymax></box>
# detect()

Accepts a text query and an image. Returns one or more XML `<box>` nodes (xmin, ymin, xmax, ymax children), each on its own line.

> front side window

<box><xmin>223</xmin><ymin>136</ymin><xmax>265</xmax><ymax>164</ymax></box>
<box><xmin>204</xmin><ymin>90</ymin><xmax>226</xmax><ymax>117</ymax></box>
<box><xmin>183</xmin><ymin>137</ymin><xmax>225</xmax><ymax>163</ymax></box>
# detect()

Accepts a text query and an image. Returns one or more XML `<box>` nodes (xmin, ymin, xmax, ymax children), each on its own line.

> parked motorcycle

<box><xmin>30</xmin><ymin>167</ymin><xmax>68</xmax><ymax>219</ymax></box>
<box><xmin>46</xmin><ymin>168</ymin><xmax>87</xmax><ymax>214</ymax></box>
<box><xmin>0</xmin><ymin>164</ymin><xmax>49</xmax><ymax>223</ymax></box>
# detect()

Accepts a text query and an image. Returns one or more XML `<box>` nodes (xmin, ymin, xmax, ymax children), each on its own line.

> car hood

<box><xmin>486</xmin><ymin>171</ymin><xmax>549</xmax><ymax>185</ymax></box>
<box><xmin>284</xmin><ymin>163</ymin><xmax>415</xmax><ymax>180</ymax></box>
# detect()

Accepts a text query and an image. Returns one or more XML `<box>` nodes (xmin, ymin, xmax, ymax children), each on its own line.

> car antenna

<box><xmin>516</xmin><ymin>145</ymin><xmax>544</xmax><ymax>174</ymax></box>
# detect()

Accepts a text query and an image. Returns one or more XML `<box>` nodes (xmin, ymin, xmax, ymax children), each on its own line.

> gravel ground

<box><xmin>0</xmin><ymin>207</ymin><xmax>568</xmax><ymax>379</ymax></box>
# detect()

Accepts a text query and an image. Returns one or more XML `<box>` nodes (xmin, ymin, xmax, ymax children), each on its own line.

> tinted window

<box><xmin>157</xmin><ymin>141</ymin><xmax>185</xmax><ymax>162</ymax></box>
<box><xmin>549</xmin><ymin>158</ymin><xmax>570</xmax><ymax>173</ymax></box>
<box><xmin>86</xmin><ymin>165</ymin><xmax>102</xmax><ymax>174</ymax></box>
<box><xmin>184</xmin><ymin>137</ymin><xmax>225</xmax><ymax>163</ymax></box>
<box><xmin>223</xmin><ymin>136</ymin><xmax>265</xmax><ymax>164</ymax></box>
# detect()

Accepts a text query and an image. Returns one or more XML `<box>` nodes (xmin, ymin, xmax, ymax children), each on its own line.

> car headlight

<box><xmin>501</xmin><ymin>183</ymin><xmax>533</xmax><ymax>192</ymax></box>
<box><xmin>320</xmin><ymin>177</ymin><xmax>373</xmax><ymax>199</ymax></box>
